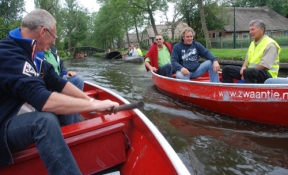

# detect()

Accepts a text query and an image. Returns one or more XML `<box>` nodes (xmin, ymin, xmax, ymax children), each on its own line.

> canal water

<box><xmin>65</xmin><ymin>57</ymin><xmax>288</xmax><ymax>175</ymax></box>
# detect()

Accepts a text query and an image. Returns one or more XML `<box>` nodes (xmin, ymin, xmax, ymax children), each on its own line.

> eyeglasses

<box><xmin>46</xmin><ymin>28</ymin><xmax>57</xmax><ymax>40</ymax></box>
<box><xmin>156</xmin><ymin>38</ymin><xmax>162</xmax><ymax>41</ymax></box>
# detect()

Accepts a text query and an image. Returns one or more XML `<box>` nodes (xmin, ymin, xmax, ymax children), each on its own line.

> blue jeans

<box><xmin>264</xmin><ymin>78</ymin><xmax>288</xmax><ymax>84</ymax></box>
<box><xmin>62</xmin><ymin>75</ymin><xmax>84</xmax><ymax>125</ymax></box>
<box><xmin>157</xmin><ymin>63</ymin><xmax>172</xmax><ymax>77</ymax></box>
<box><xmin>63</xmin><ymin>75</ymin><xmax>84</xmax><ymax>91</ymax></box>
<box><xmin>7</xmin><ymin>112</ymin><xmax>81</xmax><ymax>174</ymax></box>
<box><xmin>176</xmin><ymin>60</ymin><xmax>219</xmax><ymax>82</ymax></box>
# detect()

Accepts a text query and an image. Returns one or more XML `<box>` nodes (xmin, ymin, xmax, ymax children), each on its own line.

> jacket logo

<box><xmin>22</xmin><ymin>61</ymin><xmax>38</xmax><ymax>77</ymax></box>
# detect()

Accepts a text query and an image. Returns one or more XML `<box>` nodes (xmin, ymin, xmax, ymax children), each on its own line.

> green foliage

<box><xmin>0</xmin><ymin>0</ymin><xmax>24</xmax><ymax>39</ymax></box>
<box><xmin>235</xmin><ymin>0</ymin><xmax>288</xmax><ymax>16</ymax></box>
<box><xmin>57</xmin><ymin>50</ymin><xmax>69</xmax><ymax>59</ymax></box>
<box><xmin>196</xmin><ymin>38</ymin><xmax>206</xmax><ymax>47</ymax></box>
<box><xmin>0</xmin><ymin>17</ymin><xmax>21</xmax><ymax>39</ymax></box>
<box><xmin>0</xmin><ymin>0</ymin><xmax>25</xmax><ymax>20</ymax></box>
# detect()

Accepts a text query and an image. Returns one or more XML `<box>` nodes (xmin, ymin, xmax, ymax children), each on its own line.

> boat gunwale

<box><xmin>151</xmin><ymin>71</ymin><xmax>288</xmax><ymax>89</ymax></box>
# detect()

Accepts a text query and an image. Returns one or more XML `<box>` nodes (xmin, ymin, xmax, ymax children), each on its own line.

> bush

<box><xmin>196</xmin><ymin>38</ymin><xmax>206</xmax><ymax>47</ymax></box>
<box><xmin>58</xmin><ymin>50</ymin><xmax>69</xmax><ymax>59</ymax></box>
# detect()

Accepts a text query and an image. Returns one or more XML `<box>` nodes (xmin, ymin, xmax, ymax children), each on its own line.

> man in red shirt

<box><xmin>145</xmin><ymin>34</ymin><xmax>172</xmax><ymax>77</ymax></box>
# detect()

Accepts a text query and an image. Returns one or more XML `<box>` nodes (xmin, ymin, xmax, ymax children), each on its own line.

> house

<box><xmin>209</xmin><ymin>6</ymin><xmax>288</xmax><ymax>39</ymax></box>
<box><xmin>123</xmin><ymin>22</ymin><xmax>188</xmax><ymax>48</ymax></box>
<box><xmin>123</xmin><ymin>33</ymin><xmax>139</xmax><ymax>48</ymax></box>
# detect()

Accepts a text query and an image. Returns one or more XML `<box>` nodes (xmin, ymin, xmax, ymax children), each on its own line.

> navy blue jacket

<box><xmin>0</xmin><ymin>28</ymin><xmax>67</xmax><ymax>166</ymax></box>
<box><xmin>171</xmin><ymin>40</ymin><xmax>217</xmax><ymax>72</ymax></box>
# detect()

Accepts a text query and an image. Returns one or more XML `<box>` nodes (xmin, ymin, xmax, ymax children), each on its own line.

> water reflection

<box><xmin>65</xmin><ymin>57</ymin><xmax>288</xmax><ymax>174</ymax></box>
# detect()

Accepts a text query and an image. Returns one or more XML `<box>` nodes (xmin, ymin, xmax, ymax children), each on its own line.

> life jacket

<box><xmin>247</xmin><ymin>36</ymin><xmax>281</xmax><ymax>78</ymax></box>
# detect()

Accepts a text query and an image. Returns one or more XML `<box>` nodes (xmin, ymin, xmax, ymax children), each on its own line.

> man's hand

<box><xmin>180</xmin><ymin>67</ymin><xmax>190</xmax><ymax>76</ymax></box>
<box><xmin>213</xmin><ymin>61</ymin><xmax>220</xmax><ymax>73</ymax></box>
<box><xmin>240</xmin><ymin>67</ymin><xmax>246</xmax><ymax>80</ymax></box>
<box><xmin>66</xmin><ymin>71</ymin><xmax>77</xmax><ymax>78</ymax></box>
<box><xmin>150</xmin><ymin>67</ymin><xmax>158</xmax><ymax>72</ymax></box>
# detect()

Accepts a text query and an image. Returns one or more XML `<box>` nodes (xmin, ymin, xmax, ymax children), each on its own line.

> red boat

<box><xmin>151</xmin><ymin>71</ymin><xmax>288</xmax><ymax>126</ymax></box>
<box><xmin>0</xmin><ymin>82</ymin><xmax>190</xmax><ymax>175</ymax></box>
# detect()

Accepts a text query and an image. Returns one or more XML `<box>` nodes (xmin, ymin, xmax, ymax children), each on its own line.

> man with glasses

<box><xmin>0</xmin><ymin>9</ymin><xmax>119</xmax><ymax>174</ymax></box>
<box><xmin>172</xmin><ymin>27</ymin><xmax>220</xmax><ymax>82</ymax></box>
<box><xmin>37</xmin><ymin>25</ymin><xmax>84</xmax><ymax>125</ymax></box>
<box><xmin>145</xmin><ymin>34</ymin><xmax>173</xmax><ymax>77</ymax></box>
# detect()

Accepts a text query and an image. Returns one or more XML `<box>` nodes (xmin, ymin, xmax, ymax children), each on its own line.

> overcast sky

<box><xmin>24</xmin><ymin>0</ymin><xmax>100</xmax><ymax>13</ymax></box>
<box><xmin>24</xmin><ymin>0</ymin><xmax>173</xmax><ymax>24</ymax></box>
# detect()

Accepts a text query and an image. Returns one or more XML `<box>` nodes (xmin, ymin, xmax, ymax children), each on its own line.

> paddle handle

<box><xmin>111</xmin><ymin>101</ymin><xmax>144</xmax><ymax>112</ymax></box>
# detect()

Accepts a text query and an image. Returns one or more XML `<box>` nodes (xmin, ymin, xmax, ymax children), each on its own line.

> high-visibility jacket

<box><xmin>247</xmin><ymin>36</ymin><xmax>281</xmax><ymax>78</ymax></box>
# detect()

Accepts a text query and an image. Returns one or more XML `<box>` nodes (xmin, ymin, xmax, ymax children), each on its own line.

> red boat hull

<box><xmin>151</xmin><ymin>71</ymin><xmax>288</xmax><ymax>126</ymax></box>
<box><xmin>0</xmin><ymin>82</ymin><xmax>189</xmax><ymax>175</ymax></box>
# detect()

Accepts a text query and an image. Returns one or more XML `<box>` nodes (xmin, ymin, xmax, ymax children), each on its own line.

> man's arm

<box><xmin>257</xmin><ymin>43</ymin><xmax>278</xmax><ymax>70</ymax></box>
<box><xmin>42</xmin><ymin>82</ymin><xmax>118</xmax><ymax>114</ymax></box>
<box><xmin>171</xmin><ymin>45</ymin><xmax>183</xmax><ymax>72</ymax></box>
<box><xmin>144</xmin><ymin>57</ymin><xmax>157</xmax><ymax>72</ymax></box>
<box><xmin>196</xmin><ymin>42</ymin><xmax>220</xmax><ymax>72</ymax></box>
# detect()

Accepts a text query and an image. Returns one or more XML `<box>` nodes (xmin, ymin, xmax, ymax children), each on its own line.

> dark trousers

<box><xmin>222</xmin><ymin>65</ymin><xmax>272</xmax><ymax>83</ymax></box>
<box><xmin>157</xmin><ymin>63</ymin><xmax>172</xmax><ymax>77</ymax></box>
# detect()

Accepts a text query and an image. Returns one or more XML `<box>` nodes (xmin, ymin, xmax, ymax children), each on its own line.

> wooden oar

<box><xmin>110</xmin><ymin>101</ymin><xmax>144</xmax><ymax>113</ymax></box>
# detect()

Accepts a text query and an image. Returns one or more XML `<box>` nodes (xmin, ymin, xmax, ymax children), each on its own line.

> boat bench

<box><xmin>0</xmin><ymin>122</ymin><xmax>128</xmax><ymax>175</ymax></box>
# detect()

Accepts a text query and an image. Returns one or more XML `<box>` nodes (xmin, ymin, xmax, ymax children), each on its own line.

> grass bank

<box><xmin>210</xmin><ymin>48</ymin><xmax>288</xmax><ymax>63</ymax></box>
<box><xmin>75</xmin><ymin>48</ymin><xmax>288</xmax><ymax>63</ymax></box>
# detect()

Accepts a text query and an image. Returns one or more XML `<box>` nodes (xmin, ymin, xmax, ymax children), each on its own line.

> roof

<box><xmin>124</xmin><ymin>33</ymin><xmax>138</xmax><ymax>43</ymax></box>
<box><xmin>145</xmin><ymin>22</ymin><xmax>188</xmax><ymax>38</ymax></box>
<box><xmin>224</xmin><ymin>7</ymin><xmax>288</xmax><ymax>32</ymax></box>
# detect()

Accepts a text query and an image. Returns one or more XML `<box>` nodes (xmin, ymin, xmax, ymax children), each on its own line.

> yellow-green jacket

<box><xmin>247</xmin><ymin>36</ymin><xmax>281</xmax><ymax>78</ymax></box>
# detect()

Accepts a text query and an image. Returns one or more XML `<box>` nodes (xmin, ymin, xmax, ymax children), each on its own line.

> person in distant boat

<box><xmin>107</xmin><ymin>47</ymin><xmax>111</xmax><ymax>53</ymax></box>
<box><xmin>129</xmin><ymin>44</ymin><xmax>138</xmax><ymax>56</ymax></box>
<box><xmin>145</xmin><ymin>34</ymin><xmax>172</xmax><ymax>77</ymax></box>
<box><xmin>222</xmin><ymin>19</ymin><xmax>281</xmax><ymax>83</ymax></box>
<box><xmin>135</xmin><ymin>43</ymin><xmax>143</xmax><ymax>56</ymax></box>
<box><xmin>171</xmin><ymin>27</ymin><xmax>220</xmax><ymax>82</ymax></box>
<box><xmin>39</xmin><ymin>45</ymin><xmax>84</xmax><ymax>125</ymax></box>
<box><xmin>0</xmin><ymin>9</ymin><xmax>119</xmax><ymax>174</ymax></box>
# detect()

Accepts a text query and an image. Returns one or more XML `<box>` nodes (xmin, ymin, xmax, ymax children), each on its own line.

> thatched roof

<box><xmin>124</xmin><ymin>33</ymin><xmax>138</xmax><ymax>43</ymax></box>
<box><xmin>224</xmin><ymin>7</ymin><xmax>288</xmax><ymax>32</ymax></box>
<box><xmin>145</xmin><ymin>22</ymin><xmax>188</xmax><ymax>38</ymax></box>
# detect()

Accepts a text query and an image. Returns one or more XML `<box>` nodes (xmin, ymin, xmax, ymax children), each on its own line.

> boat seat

<box><xmin>0</xmin><ymin>123</ymin><xmax>128</xmax><ymax>175</ymax></box>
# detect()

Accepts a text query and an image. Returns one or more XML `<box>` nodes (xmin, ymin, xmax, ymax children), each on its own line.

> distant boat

<box><xmin>104</xmin><ymin>51</ymin><xmax>122</xmax><ymax>59</ymax></box>
<box><xmin>0</xmin><ymin>81</ymin><xmax>190</xmax><ymax>175</ymax></box>
<box><xmin>151</xmin><ymin>71</ymin><xmax>288</xmax><ymax>126</ymax></box>
<box><xmin>76</xmin><ymin>53</ymin><xmax>87</xmax><ymax>59</ymax></box>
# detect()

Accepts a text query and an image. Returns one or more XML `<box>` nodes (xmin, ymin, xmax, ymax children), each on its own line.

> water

<box><xmin>65</xmin><ymin>57</ymin><xmax>288</xmax><ymax>175</ymax></box>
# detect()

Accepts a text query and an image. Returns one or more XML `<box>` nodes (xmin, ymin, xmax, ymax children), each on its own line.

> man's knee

<box><xmin>243</xmin><ymin>68</ymin><xmax>256</xmax><ymax>76</ymax></box>
<box><xmin>35</xmin><ymin>112</ymin><xmax>60</xmax><ymax>127</ymax></box>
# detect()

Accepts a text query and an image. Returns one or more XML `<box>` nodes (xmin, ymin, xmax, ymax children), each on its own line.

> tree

<box><xmin>165</xmin><ymin>3</ymin><xmax>182</xmax><ymax>41</ymax></box>
<box><xmin>126</xmin><ymin>0</ymin><xmax>172</xmax><ymax>36</ymax></box>
<box><xmin>61</xmin><ymin>0</ymin><xmax>89</xmax><ymax>56</ymax></box>
<box><xmin>0</xmin><ymin>0</ymin><xmax>24</xmax><ymax>39</ymax></box>
<box><xmin>235</xmin><ymin>0</ymin><xmax>288</xmax><ymax>16</ymax></box>
<box><xmin>197</xmin><ymin>0</ymin><xmax>211</xmax><ymax>48</ymax></box>
<box><xmin>0</xmin><ymin>0</ymin><xmax>24</xmax><ymax>20</ymax></box>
